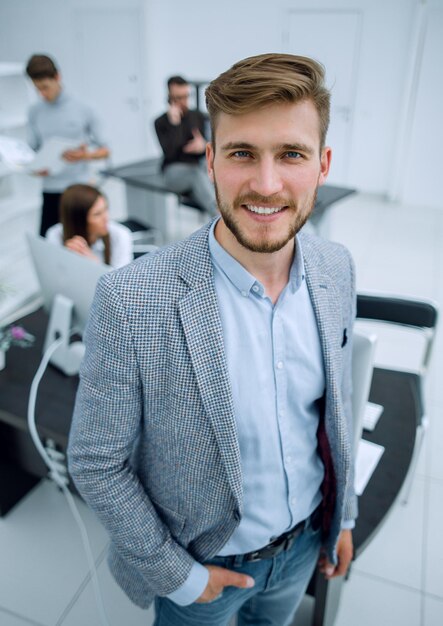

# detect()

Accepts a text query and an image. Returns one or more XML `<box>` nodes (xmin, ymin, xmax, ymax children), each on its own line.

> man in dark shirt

<box><xmin>154</xmin><ymin>76</ymin><xmax>217</xmax><ymax>217</ymax></box>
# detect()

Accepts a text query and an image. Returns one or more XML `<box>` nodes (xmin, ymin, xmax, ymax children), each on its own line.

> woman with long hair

<box><xmin>46</xmin><ymin>184</ymin><xmax>133</xmax><ymax>268</ymax></box>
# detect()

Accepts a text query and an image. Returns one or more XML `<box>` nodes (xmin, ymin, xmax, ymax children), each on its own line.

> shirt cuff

<box><xmin>166</xmin><ymin>562</ymin><xmax>210</xmax><ymax>606</ymax></box>
<box><xmin>341</xmin><ymin>519</ymin><xmax>356</xmax><ymax>530</ymax></box>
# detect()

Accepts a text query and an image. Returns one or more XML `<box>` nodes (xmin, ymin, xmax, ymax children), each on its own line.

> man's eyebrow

<box><xmin>220</xmin><ymin>142</ymin><xmax>256</xmax><ymax>151</ymax></box>
<box><xmin>220</xmin><ymin>141</ymin><xmax>315</xmax><ymax>155</ymax></box>
<box><xmin>280</xmin><ymin>143</ymin><xmax>315</xmax><ymax>156</ymax></box>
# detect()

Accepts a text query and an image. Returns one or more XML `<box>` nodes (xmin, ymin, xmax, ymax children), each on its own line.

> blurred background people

<box><xmin>46</xmin><ymin>184</ymin><xmax>133</xmax><ymax>268</ymax></box>
<box><xmin>26</xmin><ymin>54</ymin><xmax>110</xmax><ymax>236</ymax></box>
<box><xmin>154</xmin><ymin>75</ymin><xmax>217</xmax><ymax>217</ymax></box>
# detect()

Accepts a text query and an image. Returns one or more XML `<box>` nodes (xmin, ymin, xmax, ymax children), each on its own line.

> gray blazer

<box><xmin>68</xmin><ymin>221</ymin><xmax>357</xmax><ymax>609</ymax></box>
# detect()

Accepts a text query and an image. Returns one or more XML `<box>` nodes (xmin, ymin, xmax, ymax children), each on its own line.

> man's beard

<box><xmin>214</xmin><ymin>180</ymin><xmax>318</xmax><ymax>253</ymax></box>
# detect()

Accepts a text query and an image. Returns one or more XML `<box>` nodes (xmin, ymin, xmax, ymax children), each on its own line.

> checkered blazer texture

<box><xmin>68</xmin><ymin>219</ymin><xmax>357</xmax><ymax>609</ymax></box>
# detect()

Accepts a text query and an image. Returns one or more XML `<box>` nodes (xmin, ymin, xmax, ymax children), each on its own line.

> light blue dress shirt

<box><xmin>212</xmin><ymin>226</ymin><xmax>325</xmax><ymax>553</ymax></box>
<box><xmin>168</xmin><ymin>220</ymin><xmax>331</xmax><ymax>606</ymax></box>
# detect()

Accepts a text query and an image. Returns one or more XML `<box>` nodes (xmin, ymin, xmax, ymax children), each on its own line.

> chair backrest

<box><xmin>357</xmin><ymin>294</ymin><xmax>438</xmax><ymax>329</ymax></box>
<box><xmin>352</xmin><ymin>330</ymin><xmax>377</xmax><ymax>452</ymax></box>
<box><xmin>356</xmin><ymin>293</ymin><xmax>439</xmax><ymax>375</ymax></box>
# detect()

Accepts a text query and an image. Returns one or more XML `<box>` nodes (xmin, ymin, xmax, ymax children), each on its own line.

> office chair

<box><xmin>351</xmin><ymin>329</ymin><xmax>377</xmax><ymax>454</ymax></box>
<box><xmin>355</xmin><ymin>292</ymin><xmax>439</xmax><ymax>503</ymax></box>
<box><xmin>120</xmin><ymin>218</ymin><xmax>159</xmax><ymax>259</ymax></box>
<box><xmin>119</xmin><ymin>217</ymin><xmax>163</xmax><ymax>258</ymax></box>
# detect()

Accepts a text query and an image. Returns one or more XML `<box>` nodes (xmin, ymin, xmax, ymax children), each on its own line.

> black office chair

<box><xmin>178</xmin><ymin>193</ymin><xmax>206</xmax><ymax>214</ymax></box>
<box><xmin>356</xmin><ymin>292</ymin><xmax>439</xmax><ymax>502</ymax></box>
<box><xmin>119</xmin><ymin>217</ymin><xmax>163</xmax><ymax>258</ymax></box>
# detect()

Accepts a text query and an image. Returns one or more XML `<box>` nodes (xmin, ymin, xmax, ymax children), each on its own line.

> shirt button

<box><xmin>276</xmin><ymin>361</ymin><xmax>284</xmax><ymax>370</ymax></box>
<box><xmin>241</xmin><ymin>291</ymin><xmax>248</xmax><ymax>297</ymax></box>
<box><xmin>291</xmin><ymin>497</ymin><xmax>297</xmax><ymax>506</ymax></box>
<box><xmin>252</xmin><ymin>285</ymin><xmax>260</xmax><ymax>293</ymax></box>
<box><xmin>285</xmin><ymin>455</ymin><xmax>292</xmax><ymax>464</ymax></box>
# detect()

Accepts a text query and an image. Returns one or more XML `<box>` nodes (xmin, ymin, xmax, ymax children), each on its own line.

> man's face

<box><xmin>168</xmin><ymin>83</ymin><xmax>190</xmax><ymax>114</ymax></box>
<box><xmin>206</xmin><ymin>100</ymin><xmax>331</xmax><ymax>254</ymax></box>
<box><xmin>32</xmin><ymin>75</ymin><xmax>62</xmax><ymax>102</ymax></box>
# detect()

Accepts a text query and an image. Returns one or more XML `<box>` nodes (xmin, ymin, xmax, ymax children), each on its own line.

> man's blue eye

<box><xmin>286</xmin><ymin>152</ymin><xmax>301</xmax><ymax>159</ymax></box>
<box><xmin>234</xmin><ymin>151</ymin><xmax>250</xmax><ymax>158</ymax></box>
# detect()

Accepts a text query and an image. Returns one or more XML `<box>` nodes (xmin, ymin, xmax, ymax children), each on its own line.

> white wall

<box><xmin>0</xmin><ymin>0</ymin><xmax>148</xmax><ymax>223</ymax></box>
<box><xmin>143</xmin><ymin>0</ymin><xmax>421</xmax><ymax>196</ymax></box>
<box><xmin>0</xmin><ymin>0</ymin><xmax>441</xmax><ymax>208</ymax></box>
<box><xmin>0</xmin><ymin>0</ymin><xmax>148</xmax><ymax>164</ymax></box>
<box><xmin>401</xmin><ymin>1</ymin><xmax>443</xmax><ymax>209</ymax></box>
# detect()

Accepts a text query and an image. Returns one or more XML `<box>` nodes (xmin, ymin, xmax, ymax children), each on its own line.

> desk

<box><xmin>307</xmin><ymin>365</ymin><xmax>417</xmax><ymax>625</ymax></box>
<box><xmin>103</xmin><ymin>158</ymin><xmax>355</xmax><ymax>242</ymax></box>
<box><xmin>0</xmin><ymin>308</ymin><xmax>77</xmax><ymax>514</ymax></box>
<box><xmin>0</xmin><ymin>308</ymin><xmax>417</xmax><ymax>626</ymax></box>
<box><xmin>103</xmin><ymin>158</ymin><xmax>207</xmax><ymax>243</ymax></box>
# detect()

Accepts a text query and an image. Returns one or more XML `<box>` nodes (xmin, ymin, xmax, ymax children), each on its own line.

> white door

<box><xmin>285</xmin><ymin>10</ymin><xmax>361</xmax><ymax>185</ymax></box>
<box><xmin>401</xmin><ymin>6</ymin><xmax>443</xmax><ymax>210</ymax></box>
<box><xmin>73</xmin><ymin>8</ymin><xmax>147</xmax><ymax>165</ymax></box>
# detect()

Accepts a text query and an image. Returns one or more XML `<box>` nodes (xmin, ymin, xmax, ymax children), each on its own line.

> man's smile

<box><xmin>244</xmin><ymin>205</ymin><xmax>286</xmax><ymax>215</ymax></box>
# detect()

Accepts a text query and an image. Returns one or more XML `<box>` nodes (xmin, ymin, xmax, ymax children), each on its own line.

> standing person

<box><xmin>154</xmin><ymin>75</ymin><xmax>217</xmax><ymax>216</ymax></box>
<box><xmin>26</xmin><ymin>54</ymin><xmax>110</xmax><ymax>236</ymax></box>
<box><xmin>46</xmin><ymin>184</ymin><xmax>133</xmax><ymax>269</ymax></box>
<box><xmin>68</xmin><ymin>53</ymin><xmax>357</xmax><ymax>626</ymax></box>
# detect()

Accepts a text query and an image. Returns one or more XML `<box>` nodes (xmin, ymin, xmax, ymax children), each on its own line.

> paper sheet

<box><xmin>27</xmin><ymin>137</ymin><xmax>79</xmax><ymax>175</ymax></box>
<box><xmin>363</xmin><ymin>401</ymin><xmax>384</xmax><ymax>431</ymax></box>
<box><xmin>354</xmin><ymin>439</ymin><xmax>385</xmax><ymax>496</ymax></box>
<box><xmin>0</xmin><ymin>135</ymin><xmax>35</xmax><ymax>168</ymax></box>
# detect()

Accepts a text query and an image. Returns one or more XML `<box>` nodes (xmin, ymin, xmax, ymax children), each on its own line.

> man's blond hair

<box><xmin>205</xmin><ymin>53</ymin><xmax>330</xmax><ymax>149</ymax></box>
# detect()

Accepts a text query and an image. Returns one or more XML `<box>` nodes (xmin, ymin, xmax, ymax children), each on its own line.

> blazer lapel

<box><xmin>303</xmin><ymin>247</ymin><xmax>343</xmax><ymax>417</ymax></box>
<box><xmin>177</xmin><ymin>228</ymin><xmax>243</xmax><ymax>510</ymax></box>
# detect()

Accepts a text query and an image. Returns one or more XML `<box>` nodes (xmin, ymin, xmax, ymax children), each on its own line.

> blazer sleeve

<box><xmin>67</xmin><ymin>272</ymin><xmax>196</xmax><ymax>596</ymax></box>
<box><xmin>341</xmin><ymin>249</ymin><xmax>358</xmax><ymax>523</ymax></box>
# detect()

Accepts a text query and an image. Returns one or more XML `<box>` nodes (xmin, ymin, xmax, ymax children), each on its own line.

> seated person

<box><xmin>154</xmin><ymin>75</ymin><xmax>217</xmax><ymax>217</ymax></box>
<box><xmin>45</xmin><ymin>184</ymin><xmax>133</xmax><ymax>268</ymax></box>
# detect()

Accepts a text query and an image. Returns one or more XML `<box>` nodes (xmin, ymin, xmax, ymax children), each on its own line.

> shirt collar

<box><xmin>208</xmin><ymin>218</ymin><xmax>305</xmax><ymax>297</ymax></box>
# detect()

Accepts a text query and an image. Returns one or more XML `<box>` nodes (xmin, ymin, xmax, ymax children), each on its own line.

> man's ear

<box><xmin>206</xmin><ymin>142</ymin><xmax>215</xmax><ymax>182</ymax></box>
<box><xmin>318</xmin><ymin>146</ymin><xmax>332</xmax><ymax>187</ymax></box>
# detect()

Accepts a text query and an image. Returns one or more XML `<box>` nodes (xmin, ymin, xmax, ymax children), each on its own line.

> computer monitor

<box><xmin>26</xmin><ymin>233</ymin><xmax>111</xmax><ymax>375</ymax></box>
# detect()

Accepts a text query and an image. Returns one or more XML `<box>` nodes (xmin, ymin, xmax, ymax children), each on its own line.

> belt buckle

<box><xmin>247</xmin><ymin>550</ymin><xmax>262</xmax><ymax>563</ymax></box>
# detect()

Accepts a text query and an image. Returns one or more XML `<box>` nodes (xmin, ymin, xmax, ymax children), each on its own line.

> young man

<box><xmin>68</xmin><ymin>53</ymin><xmax>357</xmax><ymax>626</ymax></box>
<box><xmin>26</xmin><ymin>54</ymin><xmax>110</xmax><ymax>236</ymax></box>
<box><xmin>154</xmin><ymin>75</ymin><xmax>217</xmax><ymax>216</ymax></box>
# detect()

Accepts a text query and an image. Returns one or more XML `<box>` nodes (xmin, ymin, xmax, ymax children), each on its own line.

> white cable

<box><xmin>59</xmin><ymin>484</ymin><xmax>110</xmax><ymax>626</ymax></box>
<box><xmin>27</xmin><ymin>337</ymin><xmax>64</xmax><ymax>475</ymax></box>
<box><xmin>27</xmin><ymin>337</ymin><xmax>110</xmax><ymax>626</ymax></box>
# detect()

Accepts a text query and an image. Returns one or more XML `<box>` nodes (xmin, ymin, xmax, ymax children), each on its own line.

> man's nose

<box><xmin>249</xmin><ymin>158</ymin><xmax>283</xmax><ymax>197</ymax></box>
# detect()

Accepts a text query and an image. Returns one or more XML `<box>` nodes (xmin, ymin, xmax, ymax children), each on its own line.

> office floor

<box><xmin>1</xmin><ymin>194</ymin><xmax>442</xmax><ymax>626</ymax></box>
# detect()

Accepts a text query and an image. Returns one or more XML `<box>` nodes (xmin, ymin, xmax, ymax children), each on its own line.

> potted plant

<box><xmin>0</xmin><ymin>284</ymin><xmax>35</xmax><ymax>370</ymax></box>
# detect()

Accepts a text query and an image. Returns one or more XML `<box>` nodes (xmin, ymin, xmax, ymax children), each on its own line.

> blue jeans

<box><xmin>154</xmin><ymin>523</ymin><xmax>322</xmax><ymax>626</ymax></box>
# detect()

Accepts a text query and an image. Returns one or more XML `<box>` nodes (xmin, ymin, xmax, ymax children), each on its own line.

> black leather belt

<box><xmin>241</xmin><ymin>505</ymin><xmax>322</xmax><ymax>563</ymax></box>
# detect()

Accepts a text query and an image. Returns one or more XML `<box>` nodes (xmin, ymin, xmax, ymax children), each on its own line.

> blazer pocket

<box><xmin>151</xmin><ymin>497</ymin><xmax>186</xmax><ymax>540</ymax></box>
